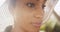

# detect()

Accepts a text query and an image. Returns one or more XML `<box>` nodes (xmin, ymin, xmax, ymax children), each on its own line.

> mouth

<box><xmin>32</xmin><ymin>22</ymin><xmax>42</xmax><ymax>28</ymax></box>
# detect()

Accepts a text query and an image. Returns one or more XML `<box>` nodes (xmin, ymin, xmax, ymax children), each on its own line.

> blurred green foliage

<box><xmin>40</xmin><ymin>18</ymin><xmax>59</xmax><ymax>32</ymax></box>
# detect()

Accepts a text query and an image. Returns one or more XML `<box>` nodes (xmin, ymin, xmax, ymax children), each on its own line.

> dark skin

<box><xmin>9</xmin><ymin>0</ymin><xmax>46</xmax><ymax>32</ymax></box>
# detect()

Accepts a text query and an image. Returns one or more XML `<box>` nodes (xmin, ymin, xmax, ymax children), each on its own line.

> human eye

<box><xmin>26</xmin><ymin>2</ymin><xmax>35</xmax><ymax>8</ymax></box>
<box><xmin>42</xmin><ymin>4</ymin><xmax>46</xmax><ymax>9</ymax></box>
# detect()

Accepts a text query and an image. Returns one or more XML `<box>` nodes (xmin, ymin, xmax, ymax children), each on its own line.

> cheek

<box><xmin>14</xmin><ymin>6</ymin><xmax>34</xmax><ymax>24</ymax></box>
<box><xmin>21</xmin><ymin>12</ymin><xmax>33</xmax><ymax>22</ymax></box>
<box><xmin>15</xmin><ymin>10</ymin><xmax>33</xmax><ymax>22</ymax></box>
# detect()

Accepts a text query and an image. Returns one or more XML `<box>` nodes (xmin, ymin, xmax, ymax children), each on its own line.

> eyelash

<box><xmin>26</xmin><ymin>2</ymin><xmax>46</xmax><ymax>9</ymax></box>
<box><xmin>42</xmin><ymin>5</ymin><xmax>46</xmax><ymax>9</ymax></box>
<box><xmin>26</xmin><ymin>2</ymin><xmax>35</xmax><ymax>8</ymax></box>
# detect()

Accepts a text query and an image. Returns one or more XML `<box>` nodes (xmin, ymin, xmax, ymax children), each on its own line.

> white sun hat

<box><xmin>42</xmin><ymin>0</ymin><xmax>58</xmax><ymax>24</ymax></box>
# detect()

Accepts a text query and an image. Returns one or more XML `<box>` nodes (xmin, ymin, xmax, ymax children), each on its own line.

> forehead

<box><xmin>16</xmin><ymin>0</ymin><xmax>46</xmax><ymax>4</ymax></box>
<box><xmin>17</xmin><ymin>0</ymin><xmax>45</xmax><ymax>1</ymax></box>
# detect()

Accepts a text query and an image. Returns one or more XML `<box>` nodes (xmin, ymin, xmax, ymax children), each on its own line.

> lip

<box><xmin>32</xmin><ymin>22</ymin><xmax>42</xmax><ymax>28</ymax></box>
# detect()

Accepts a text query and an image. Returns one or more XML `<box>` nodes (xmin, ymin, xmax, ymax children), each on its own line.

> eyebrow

<box><xmin>36</xmin><ymin>0</ymin><xmax>47</xmax><ymax>1</ymax></box>
<box><xmin>36</xmin><ymin>0</ymin><xmax>47</xmax><ymax>4</ymax></box>
<box><xmin>36</xmin><ymin>0</ymin><xmax>39</xmax><ymax>1</ymax></box>
<box><xmin>45</xmin><ymin>0</ymin><xmax>47</xmax><ymax>1</ymax></box>
<box><xmin>43</xmin><ymin>0</ymin><xmax>47</xmax><ymax>4</ymax></box>
<box><xmin>44</xmin><ymin>0</ymin><xmax>47</xmax><ymax>2</ymax></box>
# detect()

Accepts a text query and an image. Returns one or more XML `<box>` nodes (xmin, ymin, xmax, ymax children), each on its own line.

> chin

<box><xmin>26</xmin><ymin>27</ymin><xmax>40</xmax><ymax>32</ymax></box>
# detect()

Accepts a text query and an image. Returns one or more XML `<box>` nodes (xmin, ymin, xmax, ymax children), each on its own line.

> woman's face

<box><xmin>13</xmin><ymin>0</ymin><xmax>46</xmax><ymax>32</ymax></box>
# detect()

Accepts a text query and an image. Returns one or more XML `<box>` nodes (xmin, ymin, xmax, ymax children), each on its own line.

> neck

<box><xmin>11</xmin><ymin>26</ymin><xmax>40</xmax><ymax>32</ymax></box>
<box><xmin>11</xmin><ymin>26</ymin><xmax>26</xmax><ymax>32</ymax></box>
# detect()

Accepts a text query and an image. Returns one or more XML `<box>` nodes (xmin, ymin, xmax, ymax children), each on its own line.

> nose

<box><xmin>33</xmin><ymin>9</ymin><xmax>44</xmax><ymax>19</ymax></box>
<box><xmin>34</xmin><ymin>14</ymin><xmax>43</xmax><ymax>19</ymax></box>
<box><xmin>34</xmin><ymin>14</ymin><xmax>42</xmax><ymax>19</ymax></box>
